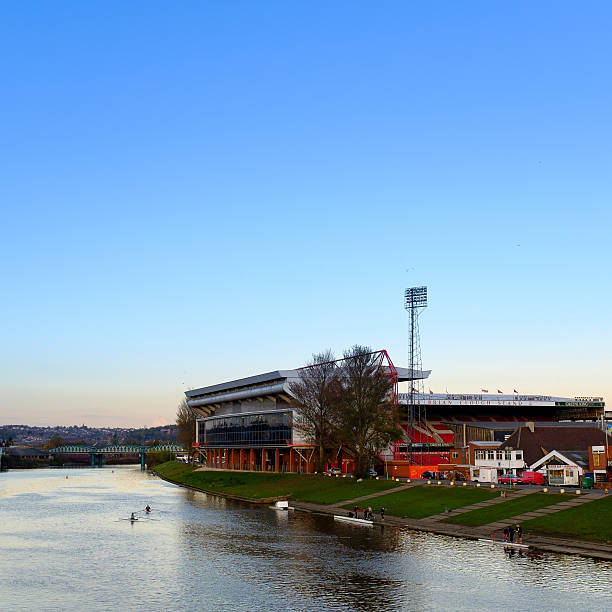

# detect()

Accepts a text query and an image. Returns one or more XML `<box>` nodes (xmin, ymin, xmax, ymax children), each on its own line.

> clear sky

<box><xmin>1</xmin><ymin>1</ymin><xmax>610</xmax><ymax>427</ymax></box>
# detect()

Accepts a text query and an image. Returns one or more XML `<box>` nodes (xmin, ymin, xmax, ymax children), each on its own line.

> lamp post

<box><xmin>508</xmin><ymin>447</ymin><xmax>513</xmax><ymax>488</ymax></box>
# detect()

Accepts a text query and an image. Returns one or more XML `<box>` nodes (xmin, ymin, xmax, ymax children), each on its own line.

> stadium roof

<box><xmin>186</xmin><ymin>367</ymin><xmax>430</xmax><ymax>399</ymax></box>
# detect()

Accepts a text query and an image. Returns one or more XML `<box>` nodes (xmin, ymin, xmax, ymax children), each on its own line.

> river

<box><xmin>1</xmin><ymin>467</ymin><xmax>611</xmax><ymax>611</ymax></box>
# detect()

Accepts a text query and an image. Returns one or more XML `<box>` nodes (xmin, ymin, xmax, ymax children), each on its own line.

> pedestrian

<box><xmin>503</xmin><ymin>526</ymin><xmax>509</xmax><ymax>542</ymax></box>
<box><xmin>354</xmin><ymin>506</ymin><xmax>359</xmax><ymax>519</ymax></box>
<box><xmin>368</xmin><ymin>506</ymin><xmax>372</xmax><ymax>519</ymax></box>
<box><xmin>380</xmin><ymin>507</ymin><xmax>385</xmax><ymax>520</ymax></box>
<box><xmin>515</xmin><ymin>524</ymin><xmax>522</xmax><ymax>543</ymax></box>
<box><xmin>508</xmin><ymin>525</ymin><xmax>515</xmax><ymax>543</ymax></box>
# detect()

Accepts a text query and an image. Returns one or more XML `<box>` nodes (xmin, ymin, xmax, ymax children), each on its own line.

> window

<box><xmin>487</xmin><ymin>450</ymin><xmax>496</xmax><ymax>460</ymax></box>
<box><xmin>475</xmin><ymin>450</ymin><xmax>485</xmax><ymax>460</ymax></box>
<box><xmin>515</xmin><ymin>451</ymin><xmax>522</xmax><ymax>460</ymax></box>
<box><xmin>203</xmin><ymin>411</ymin><xmax>292</xmax><ymax>447</ymax></box>
<box><xmin>451</xmin><ymin>451</ymin><xmax>459</xmax><ymax>459</ymax></box>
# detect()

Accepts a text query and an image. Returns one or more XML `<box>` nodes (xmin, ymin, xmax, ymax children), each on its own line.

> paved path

<box><xmin>332</xmin><ymin>482</ymin><xmax>418</xmax><ymax>506</ymax></box>
<box><xmin>424</xmin><ymin>488</ymin><xmax>534</xmax><ymax>522</ymax></box>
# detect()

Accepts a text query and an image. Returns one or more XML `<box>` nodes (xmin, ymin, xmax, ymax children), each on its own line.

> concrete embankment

<box><xmin>289</xmin><ymin>500</ymin><xmax>612</xmax><ymax>562</ymax></box>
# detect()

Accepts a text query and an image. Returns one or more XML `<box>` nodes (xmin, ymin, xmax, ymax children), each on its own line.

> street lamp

<box><xmin>507</xmin><ymin>447</ymin><xmax>513</xmax><ymax>488</ymax></box>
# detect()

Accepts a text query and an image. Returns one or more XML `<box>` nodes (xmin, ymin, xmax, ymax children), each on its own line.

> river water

<box><xmin>1</xmin><ymin>467</ymin><xmax>611</xmax><ymax>611</ymax></box>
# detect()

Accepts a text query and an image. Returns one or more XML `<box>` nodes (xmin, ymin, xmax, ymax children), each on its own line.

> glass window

<box><xmin>203</xmin><ymin>411</ymin><xmax>292</xmax><ymax>447</ymax></box>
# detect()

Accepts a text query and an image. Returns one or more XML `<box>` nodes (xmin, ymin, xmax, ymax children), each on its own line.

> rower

<box><xmin>130</xmin><ymin>512</ymin><xmax>136</xmax><ymax>521</ymax></box>
<box><xmin>145</xmin><ymin>505</ymin><xmax>151</xmax><ymax>513</ymax></box>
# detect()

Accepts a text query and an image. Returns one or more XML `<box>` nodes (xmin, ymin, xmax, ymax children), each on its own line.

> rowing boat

<box><xmin>334</xmin><ymin>515</ymin><xmax>374</xmax><ymax>527</ymax></box>
<box><xmin>478</xmin><ymin>538</ymin><xmax>529</xmax><ymax>549</ymax></box>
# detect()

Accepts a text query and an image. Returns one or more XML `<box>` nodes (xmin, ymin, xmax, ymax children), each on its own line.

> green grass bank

<box><xmin>342</xmin><ymin>485</ymin><xmax>497</xmax><ymax>518</ymax></box>
<box><xmin>153</xmin><ymin>462</ymin><xmax>401</xmax><ymax>504</ymax></box>
<box><xmin>444</xmin><ymin>493</ymin><xmax>564</xmax><ymax>527</ymax></box>
<box><xmin>522</xmin><ymin>495</ymin><xmax>612</xmax><ymax>543</ymax></box>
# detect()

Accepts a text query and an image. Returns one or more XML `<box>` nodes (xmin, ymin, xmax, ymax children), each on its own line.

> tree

<box><xmin>176</xmin><ymin>399</ymin><xmax>198</xmax><ymax>453</ymax></box>
<box><xmin>43</xmin><ymin>435</ymin><xmax>66</xmax><ymax>450</ymax></box>
<box><xmin>334</xmin><ymin>345</ymin><xmax>403</xmax><ymax>478</ymax></box>
<box><xmin>288</xmin><ymin>350</ymin><xmax>341</xmax><ymax>473</ymax></box>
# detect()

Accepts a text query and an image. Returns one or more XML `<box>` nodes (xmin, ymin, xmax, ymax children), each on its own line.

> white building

<box><xmin>472</xmin><ymin>441</ymin><xmax>526</xmax><ymax>475</ymax></box>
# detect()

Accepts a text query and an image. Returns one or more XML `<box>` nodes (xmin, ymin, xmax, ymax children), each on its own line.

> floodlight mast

<box><xmin>404</xmin><ymin>286</ymin><xmax>428</xmax><ymax>465</ymax></box>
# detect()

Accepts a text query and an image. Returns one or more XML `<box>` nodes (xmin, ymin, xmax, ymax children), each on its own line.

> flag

<box><xmin>513</xmin><ymin>389</ymin><xmax>519</xmax><ymax>394</ymax></box>
<box><xmin>429</xmin><ymin>389</ymin><xmax>433</xmax><ymax>395</ymax></box>
<box><xmin>497</xmin><ymin>389</ymin><xmax>503</xmax><ymax>394</ymax></box>
<box><xmin>481</xmin><ymin>389</ymin><xmax>488</xmax><ymax>393</ymax></box>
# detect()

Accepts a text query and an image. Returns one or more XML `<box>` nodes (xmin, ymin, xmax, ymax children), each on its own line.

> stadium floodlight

<box><xmin>405</xmin><ymin>286</ymin><xmax>427</xmax><ymax>310</ymax></box>
<box><xmin>404</xmin><ymin>285</ymin><xmax>428</xmax><ymax>465</ymax></box>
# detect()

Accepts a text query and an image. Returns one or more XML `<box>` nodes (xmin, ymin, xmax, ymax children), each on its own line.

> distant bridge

<box><xmin>47</xmin><ymin>443</ymin><xmax>184</xmax><ymax>470</ymax></box>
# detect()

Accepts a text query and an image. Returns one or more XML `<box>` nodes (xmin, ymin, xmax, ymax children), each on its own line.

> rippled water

<box><xmin>1</xmin><ymin>467</ymin><xmax>611</xmax><ymax>611</ymax></box>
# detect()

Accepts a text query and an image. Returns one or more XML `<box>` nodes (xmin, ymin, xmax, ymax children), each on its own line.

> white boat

<box><xmin>334</xmin><ymin>515</ymin><xmax>374</xmax><ymax>526</ymax></box>
<box><xmin>478</xmin><ymin>538</ymin><xmax>529</xmax><ymax>549</ymax></box>
<box><xmin>269</xmin><ymin>500</ymin><xmax>292</xmax><ymax>511</ymax></box>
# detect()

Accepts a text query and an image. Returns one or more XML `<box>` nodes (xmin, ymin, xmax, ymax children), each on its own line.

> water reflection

<box><xmin>1</xmin><ymin>468</ymin><xmax>611</xmax><ymax>612</ymax></box>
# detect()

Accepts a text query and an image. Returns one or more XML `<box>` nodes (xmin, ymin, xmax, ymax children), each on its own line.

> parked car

<box><xmin>327</xmin><ymin>467</ymin><xmax>342</xmax><ymax>475</ymax></box>
<box><xmin>498</xmin><ymin>474</ymin><xmax>521</xmax><ymax>485</ymax></box>
<box><xmin>368</xmin><ymin>468</ymin><xmax>378</xmax><ymax>478</ymax></box>
<box><xmin>420</xmin><ymin>471</ymin><xmax>435</xmax><ymax>480</ymax></box>
<box><xmin>520</xmin><ymin>471</ymin><xmax>546</xmax><ymax>485</ymax></box>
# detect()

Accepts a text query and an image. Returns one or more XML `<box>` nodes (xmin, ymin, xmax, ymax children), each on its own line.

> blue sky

<box><xmin>1</xmin><ymin>1</ymin><xmax>610</xmax><ymax>427</ymax></box>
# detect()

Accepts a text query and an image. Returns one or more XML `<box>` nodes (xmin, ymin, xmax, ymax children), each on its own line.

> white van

<box><xmin>470</xmin><ymin>466</ymin><xmax>498</xmax><ymax>483</ymax></box>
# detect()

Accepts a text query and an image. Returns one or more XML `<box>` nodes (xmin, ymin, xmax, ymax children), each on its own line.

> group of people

<box><xmin>503</xmin><ymin>523</ymin><xmax>522</xmax><ymax>543</ymax></box>
<box><xmin>349</xmin><ymin>505</ymin><xmax>385</xmax><ymax>520</ymax></box>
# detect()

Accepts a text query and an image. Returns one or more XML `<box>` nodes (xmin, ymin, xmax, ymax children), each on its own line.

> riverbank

<box><xmin>153</xmin><ymin>461</ymin><xmax>402</xmax><ymax>504</ymax></box>
<box><xmin>153</xmin><ymin>462</ymin><xmax>612</xmax><ymax>561</ymax></box>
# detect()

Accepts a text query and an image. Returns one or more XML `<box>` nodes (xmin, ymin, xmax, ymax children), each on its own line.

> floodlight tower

<box><xmin>404</xmin><ymin>286</ymin><xmax>428</xmax><ymax>463</ymax></box>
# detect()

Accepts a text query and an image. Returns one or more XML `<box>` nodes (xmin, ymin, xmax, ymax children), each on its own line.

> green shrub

<box><xmin>146</xmin><ymin>450</ymin><xmax>176</xmax><ymax>467</ymax></box>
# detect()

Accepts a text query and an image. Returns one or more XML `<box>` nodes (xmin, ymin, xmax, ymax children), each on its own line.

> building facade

<box><xmin>186</xmin><ymin>365</ymin><xmax>430</xmax><ymax>473</ymax></box>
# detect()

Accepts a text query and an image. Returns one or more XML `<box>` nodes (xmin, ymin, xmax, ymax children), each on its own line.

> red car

<box><xmin>498</xmin><ymin>474</ymin><xmax>521</xmax><ymax>485</ymax></box>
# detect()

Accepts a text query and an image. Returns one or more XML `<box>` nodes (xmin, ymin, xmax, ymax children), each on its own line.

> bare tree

<box><xmin>288</xmin><ymin>349</ymin><xmax>341</xmax><ymax>472</ymax></box>
<box><xmin>176</xmin><ymin>398</ymin><xmax>198</xmax><ymax>453</ymax></box>
<box><xmin>335</xmin><ymin>345</ymin><xmax>403</xmax><ymax>477</ymax></box>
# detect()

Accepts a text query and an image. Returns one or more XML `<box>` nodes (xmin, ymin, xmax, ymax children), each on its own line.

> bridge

<box><xmin>47</xmin><ymin>443</ymin><xmax>184</xmax><ymax>470</ymax></box>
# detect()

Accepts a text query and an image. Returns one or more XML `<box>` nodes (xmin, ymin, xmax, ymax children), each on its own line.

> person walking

<box><xmin>380</xmin><ymin>507</ymin><xmax>385</xmax><ymax>520</ymax></box>
<box><xmin>515</xmin><ymin>524</ymin><xmax>523</xmax><ymax>543</ymax></box>
<box><xmin>354</xmin><ymin>506</ymin><xmax>359</xmax><ymax>519</ymax></box>
<box><xmin>508</xmin><ymin>525</ymin><xmax>515</xmax><ymax>543</ymax></box>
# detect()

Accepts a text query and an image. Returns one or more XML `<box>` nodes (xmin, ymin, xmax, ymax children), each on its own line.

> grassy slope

<box><xmin>154</xmin><ymin>462</ymin><xmax>401</xmax><ymax>504</ymax></box>
<box><xmin>444</xmin><ymin>493</ymin><xmax>564</xmax><ymax>526</ymax></box>
<box><xmin>342</xmin><ymin>485</ymin><xmax>497</xmax><ymax>519</ymax></box>
<box><xmin>521</xmin><ymin>495</ymin><xmax>612</xmax><ymax>543</ymax></box>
